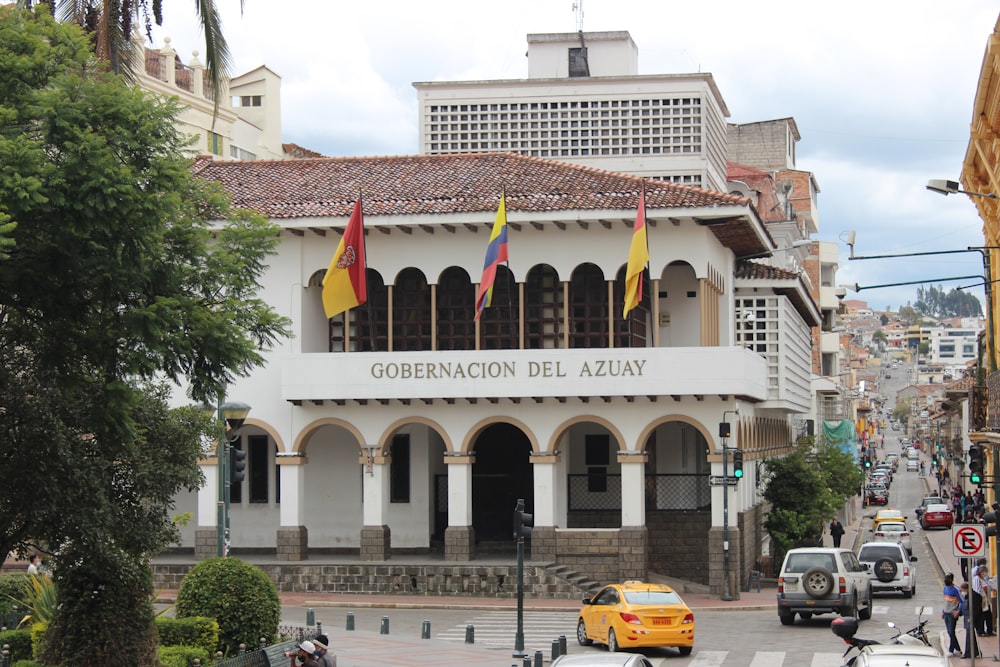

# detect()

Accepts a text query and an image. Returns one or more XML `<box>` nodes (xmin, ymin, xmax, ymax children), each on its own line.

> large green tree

<box><xmin>0</xmin><ymin>8</ymin><xmax>287</xmax><ymax>666</ymax></box>
<box><xmin>763</xmin><ymin>444</ymin><xmax>863</xmax><ymax>563</ymax></box>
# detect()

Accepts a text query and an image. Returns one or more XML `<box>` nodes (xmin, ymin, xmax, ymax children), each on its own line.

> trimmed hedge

<box><xmin>158</xmin><ymin>644</ymin><xmax>212</xmax><ymax>667</ymax></box>
<box><xmin>0</xmin><ymin>628</ymin><xmax>32</xmax><ymax>662</ymax></box>
<box><xmin>12</xmin><ymin>661</ymin><xmax>46</xmax><ymax>667</ymax></box>
<box><xmin>0</xmin><ymin>572</ymin><xmax>29</xmax><ymax>621</ymax></box>
<box><xmin>175</xmin><ymin>558</ymin><xmax>280</xmax><ymax>654</ymax></box>
<box><xmin>155</xmin><ymin>616</ymin><xmax>219</xmax><ymax>655</ymax></box>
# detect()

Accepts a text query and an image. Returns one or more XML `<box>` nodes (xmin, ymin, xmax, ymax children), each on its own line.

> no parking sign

<box><xmin>952</xmin><ymin>524</ymin><xmax>986</xmax><ymax>558</ymax></box>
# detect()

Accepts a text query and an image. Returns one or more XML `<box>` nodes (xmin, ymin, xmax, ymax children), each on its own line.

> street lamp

<box><xmin>926</xmin><ymin>179</ymin><xmax>998</xmax><ymax>199</ymax></box>
<box><xmin>208</xmin><ymin>400</ymin><xmax>251</xmax><ymax>557</ymax></box>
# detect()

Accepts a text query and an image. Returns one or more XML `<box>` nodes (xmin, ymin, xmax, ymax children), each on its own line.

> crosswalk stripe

<box><xmin>749</xmin><ymin>652</ymin><xmax>784</xmax><ymax>666</ymax></box>
<box><xmin>810</xmin><ymin>653</ymin><xmax>845</xmax><ymax>667</ymax></box>
<box><xmin>686</xmin><ymin>650</ymin><xmax>727</xmax><ymax>666</ymax></box>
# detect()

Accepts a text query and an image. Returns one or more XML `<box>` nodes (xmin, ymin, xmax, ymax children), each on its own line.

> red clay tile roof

<box><xmin>282</xmin><ymin>143</ymin><xmax>325</xmax><ymax>159</ymax></box>
<box><xmin>193</xmin><ymin>152</ymin><xmax>749</xmax><ymax>220</ymax></box>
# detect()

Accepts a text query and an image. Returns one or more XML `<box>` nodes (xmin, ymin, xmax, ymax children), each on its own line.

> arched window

<box><xmin>393</xmin><ymin>268</ymin><xmax>431</xmax><ymax>351</ymax></box>
<box><xmin>328</xmin><ymin>269</ymin><xmax>388</xmax><ymax>351</ymax></box>
<box><xmin>479</xmin><ymin>265</ymin><xmax>519</xmax><ymax>350</ymax></box>
<box><xmin>437</xmin><ymin>267</ymin><xmax>475</xmax><ymax>350</ymax></box>
<box><xmin>524</xmin><ymin>264</ymin><xmax>561</xmax><ymax>349</ymax></box>
<box><xmin>613</xmin><ymin>264</ymin><xmax>649</xmax><ymax>348</ymax></box>
<box><xmin>569</xmin><ymin>263</ymin><xmax>608</xmax><ymax>349</ymax></box>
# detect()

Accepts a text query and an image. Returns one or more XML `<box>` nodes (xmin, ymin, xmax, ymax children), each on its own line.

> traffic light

<box><xmin>719</xmin><ymin>422</ymin><xmax>731</xmax><ymax>438</ymax></box>
<box><xmin>732</xmin><ymin>450</ymin><xmax>744</xmax><ymax>479</ymax></box>
<box><xmin>864</xmin><ymin>459</ymin><xmax>872</xmax><ymax>469</ymax></box>
<box><xmin>969</xmin><ymin>445</ymin><xmax>985</xmax><ymax>485</ymax></box>
<box><xmin>230</xmin><ymin>446</ymin><xmax>247</xmax><ymax>484</ymax></box>
<box><xmin>513</xmin><ymin>498</ymin><xmax>533</xmax><ymax>541</ymax></box>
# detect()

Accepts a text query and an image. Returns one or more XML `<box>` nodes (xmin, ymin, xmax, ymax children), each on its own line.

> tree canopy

<box><xmin>912</xmin><ymin>284</ymin><xmax>982</xmax><ymax>319</ymax></box>
<box><xmin>0</xmin><ymin>8</ymin><xmax>288</xmax><ymax>666</ymax></box>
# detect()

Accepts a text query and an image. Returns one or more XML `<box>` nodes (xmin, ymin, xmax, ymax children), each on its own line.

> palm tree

<box><xmin>16</xmin><ymin>0</ymin><xmax>241</xmax><ymax>104</ymax></box>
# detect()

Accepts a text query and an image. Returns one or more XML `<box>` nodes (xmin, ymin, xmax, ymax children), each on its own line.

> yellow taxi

<box><xmin>872</xmin><ymin>509</ymin><xmax>906</xmax><ymax>532</ymax></box>
<box><xmin>575</xmin><ymin>581</ymin><xmax>694</xmax><ymax>655</ymax></box>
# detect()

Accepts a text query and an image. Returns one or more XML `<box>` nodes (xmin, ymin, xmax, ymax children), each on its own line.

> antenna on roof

<box><xmin>572</xmin><ymin>0</ymin><xmax>584</xmax><ymax>32</ymax></box>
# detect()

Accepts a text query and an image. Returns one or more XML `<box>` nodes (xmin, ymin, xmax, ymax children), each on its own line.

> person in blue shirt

<box><xmin>943</xmin><ymin>573</ymin><xmax>962</xmax><ymax>656</ymax></box>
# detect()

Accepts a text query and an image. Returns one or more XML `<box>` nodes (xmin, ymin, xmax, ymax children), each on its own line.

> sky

<box><xmin>145</xmin><ymin>0</ymin><xmax>1000</xmax><ymax>313</ymax></box>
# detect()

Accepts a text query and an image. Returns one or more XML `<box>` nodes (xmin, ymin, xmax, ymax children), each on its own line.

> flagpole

<box><xmin>357</xmin><ymin>190</ymin><xmax>376</xmax><ymax>352</ymax></box>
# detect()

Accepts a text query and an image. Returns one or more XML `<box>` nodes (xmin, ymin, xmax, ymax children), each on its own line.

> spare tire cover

<box><xmin>874</xmin><ymin>557</ymin><xmax>898</xmax><ymax>583</ymax></box>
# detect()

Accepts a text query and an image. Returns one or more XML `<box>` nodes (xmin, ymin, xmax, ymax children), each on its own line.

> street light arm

<box><xmin>927</xmin><ymin>179</ymin><xmax>998</xmax><ymax>199</ymax></box>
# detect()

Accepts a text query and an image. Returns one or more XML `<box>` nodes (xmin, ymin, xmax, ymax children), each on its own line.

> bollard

<box><xmin>215</xmin><ymin>650</ymin><xmax>224</xmax><ymax>664</ymax></box>
<box><xmin>346</xmin><ymin>611</ymin><xmax>355</xmax><ymax>631</ymax></box>
<box><xmin>551</xmin><ymin>639</ymin><xmax>560</xmax><ymax>660</ymax></box>
<box><xmin>533</xmin><ymin>649</ymin><xmax>543</xmax><ymax>667</ymax></box>
<box><xmin>238</xmin><ymin>643</ymin><xmax>246</xmax><ymax>655</ymax></box>
<box><xmin>317</xmin><ymin>620</ymin><xmax>323</xmax><ymax>635</ymax></box>
<box><xmin>559</xmin><ymin>635</ymin><xmax>567</xmax><ymax>656</ymax></box>
<box><xmin>465</xmin><ymin>623</ymin><xmax>475</xmax><ymax>644</ymax></box>
<box><xmin>306</xmin><ymin>608</ymin><xmax>315</xmax><ymax>627</ymax></box>
<box><xmin>421</xmin><ymin>620</ymin><xmax>431</xmax><ymax>639</ymax></box>
<box><xmin>522</xmin><ymin>656</ymin><xmax>531</xmax><ymax>667</ymax></box>
<box><xmin>380</xmin><ymin>615</ymin><xmax>390</xmax><ymax>635</ymax></box>
<box><xmin>193</xmin><ymin>661</ymin><xmax>200</xmax><ymax>667</ymax></box>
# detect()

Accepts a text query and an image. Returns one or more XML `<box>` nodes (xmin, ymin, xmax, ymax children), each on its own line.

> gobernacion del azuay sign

<box><xmin>369</xmin><ymin>359</ymin><xmax>647</xmax><ymax>380</ymax></box>
<box><xmin>281</xmin><ymin>347</ymin><xmax>766</xmax><ymax>401</ymax></box>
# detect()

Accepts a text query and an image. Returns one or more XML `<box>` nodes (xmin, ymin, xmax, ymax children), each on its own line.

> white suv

<box><xmin>857</xmin><ymin>541</ymin><xmax>917</xmax><ymax>598</ymax></box>
<box><xmin>777</xmin><ymin>547</ymin><xmax>873</xmax><ymax>625</ymax></box>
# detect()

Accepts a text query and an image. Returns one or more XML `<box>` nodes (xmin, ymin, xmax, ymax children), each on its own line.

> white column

<box><xmin>532</xmin><ymin>456</ymin><xmax>558</xmax><ymax>526</ymax></box>
<box><xmin>363</xmin><ymin>456</ymin><xmax>390</xmax><ymax>525</ymax></box>
<box><xmin>620</xmin><ymin>455</ymin><xmax>647</xmax><ymax>527</ymax></box>
<box><xmin>197</xmin><ymin>462</ymin><xmax>218</xmax><ymax>527</ymax></box>
<box><xmin>278</xmin><ymin>457</ymin><xmax>306</xmax><ymax>526</ymax></box>
<box><xmin>447</xmin><ymin>458</ymin><xmax>473</xmax><ymax>526</ymax></box>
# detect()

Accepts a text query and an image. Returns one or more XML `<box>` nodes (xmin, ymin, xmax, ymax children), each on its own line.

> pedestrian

<box><xmin>287</xmin><ymin>640</ymin><xmax>320</xmax><ymax>667</ymax></box>
<box><xmin>962</xmin><ymin>581</ymin><xmax>982</xmax><ymax>659</ymax></box>
<box><xmin>26</xmin><ymin>555</ymin><xmax>41</xmax><ymax>575</ymax></box>
<box><xmin>919</xmin><ymin>461</ymin><xmax>925</xmax><ymax>476</ymax></box>
<box><xmin>829</xmin><ymin>517</ymin><xmax>845</xmax><ymax>548</ymax></box>
<box><xmin>975</xmin><ymin>562</ymin><xmax>995</xmax><ymax>636</ymax></box>
<box><xmin>313</xmin><ymin>634</ymin><xmax>335</xmax><ymax>667</ymax></box>
<box><xmin>943</xmin><ymin>573</ymin><xmax>963</xmax><ymax>656</ymax></box>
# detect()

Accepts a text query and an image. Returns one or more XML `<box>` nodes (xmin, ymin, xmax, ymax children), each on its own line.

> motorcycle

<box><xmin>831</xmin><ymin>611</ymin><xmax>939</xmax><ymax>666</ymax></box>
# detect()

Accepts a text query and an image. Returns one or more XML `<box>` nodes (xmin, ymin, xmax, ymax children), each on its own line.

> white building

<box><xmin>138</xmin><ymin>37</ymin><xmax>290</xmax><ymax>161</ymax></box>
<box><xmin>414</xmin><ymin>31</ymin><xmax>729</xmax><ymax>190</ymax></box>
<box><xmin>172</xmin><ymin>152</ymin><xmax>819</xmax><ymax>598</ymax></box>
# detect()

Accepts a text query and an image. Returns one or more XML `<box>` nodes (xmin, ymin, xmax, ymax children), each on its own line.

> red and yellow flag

<box><xmin>322</xmin><ymin>197</ymin><xmax>367</xmax><ymax>318</ymax></box>
<box><xmin>622</xmin><ymin>185</ymin><xmax>649</xmax><ymax>319</ymax></box>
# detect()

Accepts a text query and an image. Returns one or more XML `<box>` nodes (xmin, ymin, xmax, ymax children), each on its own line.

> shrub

<box><xmin>0</xmin><ymin>628</ymin><xmax>33</xmax><ymax>662</ymax></box>
<box><xmin>156</xmin><ymin>616</ymin><xmax>219</xmax><ymax>655</ymax></box>
<box><xmin>12</xmin><ymin>660</ymin><xmax>46</xmax><ymax>667</ymax></box>
<box><xmin>175</xmin><ymin>558</ymin><xmax>279</xmax><ymax>654</ymax></box>
<box><xmin>0</xmin><ymin>573</ymin><xmax>29</xmax><ymax>618</ymax></box>
<box><xmin>158</xmin><ymin>644</ymin><xmax>212</xmax><ymax>667</ymax></box>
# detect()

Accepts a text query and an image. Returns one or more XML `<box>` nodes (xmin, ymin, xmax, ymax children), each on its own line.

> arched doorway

<box><xmin>471</xmin><ymin>423</ymin><xmax>533</xmax><ymax>544</ymax></box>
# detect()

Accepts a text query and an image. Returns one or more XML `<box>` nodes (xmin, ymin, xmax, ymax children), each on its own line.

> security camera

<box><xmin>835</xmin><ymin>287</ymin><xmax>847</xmax><ymax>300</ymax></box>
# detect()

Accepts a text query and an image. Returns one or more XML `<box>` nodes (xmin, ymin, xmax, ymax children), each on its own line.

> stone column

<box><xmin>361</xmin><ymin>446</ymin><xmax>391</xmax><ymax>560</ymax></box>
<box><xmin>618</xmin><ymin>451</ymin><xmax>649</xmax><ymax>581</ymax></box>
<box><xmin>529</xmin><ymin>451</ymin><xmax>561</xmax><ymax>561</ymax></box>
<box><xmin>709</xmin><ymin>526</ymin><xmax>741</xmax><ymax>600</ymax></box>
<box><xmin>444</xmin><ymin>453</ymin><xmax>475</xmax><ymax>560</ymax></box>
<box><xmin>194</xmin><ymin>461</ymin><xmax>219</xmax><ymax>560</ymax></box>
<box><xmin>276</xmin><ymin>453</ymin><xmax>308</xmax><ymax>560</ymax></box>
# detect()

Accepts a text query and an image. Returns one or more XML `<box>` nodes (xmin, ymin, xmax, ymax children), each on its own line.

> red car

<box><xmin>920</xmin><ymin>504</ymin><xmax>954</xmax><ymax>529</ymax></box>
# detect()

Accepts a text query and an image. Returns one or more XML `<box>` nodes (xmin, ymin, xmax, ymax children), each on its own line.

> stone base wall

<box><xmin>530</xmin><ymin>526</ymin><xmax>556</xmax><ymax>562</ymax></box>
<box><xmin>618</xmin><ymin>526</ymin><xmax>647</xmax><ymax>581</ymax></box>
<box><xmin>444</xmin><ymin>526</ymin><xmax>474</xmax><ymax>561</ymax></box>
<box><xmin>553</xmin><ymin>528</ymin><xmax>622</xmax><ymax>585</ymax></box>
<box><xmin>647</xmin><ymin>512</ymin><xmax>711</xmax><ymax>585</ymax></box>
<box><xmin>152</xmin><ymin>562</ymin><xmax>588</xmax><ymax>598</ymax></box>
<box><xmin>277</xmin><ymin>526</ymin><xmax>309</xmax><ymax>561</ymax></box>
<box><xmin>194</xmin><ymin>528</ymin><xmax>217</xmax><ymax>561</ymax></box>
<box><xmin>360</xmin><ymin>525</ymin><xmax>390</xmax><ymax>561</ymax></box>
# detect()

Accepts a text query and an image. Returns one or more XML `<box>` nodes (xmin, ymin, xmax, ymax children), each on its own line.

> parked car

<box><xmin>906</xmin><ymin>459</ymin><xmax>919</xmax><ymax>472</ymax></box>
<box><xmin>872</xmin><ymin>509</ymin><xmax>906</xmax><ymax>532</ymax></box>
<box><xmin>552</xmin><ymin>655</ymin><xmax>655</xmax><ymax>667</ymax></box>
<box><xmin>776</xmin><ymin>547</ymin><xmax>873</xmax><ymax>625</ymax></box>
<box><xmin>920</xmin><ymin>503</ymin><xmax>954</xmax><ymax>530</ymax></box>
<box><xmin>857</xmin><ymin>541</ymin><xmax>917</xmax><ymax>598</ymax></box>
<box><xmin>576</xmin><ymin>581</ymin><xmax>694</xmax><ymax>655</ymax></box>
<box><xmin>914</xmin><ymin>496</ymin><xmax>946</xmax><ymax>518</ymax></box>
<box><xmin>866</xmin><ymin>484</ymin><xmax>889</xmax><ymax>506</ymax></box>
<box><xmin>871</xmin><ymin>520</ymin><xmax>912</xmax><ymax>554</ymax></box>
<box><xmin>870</xmin><ymin>471</ymin><xmax>890</xmax><ymax>487</ymax></box>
